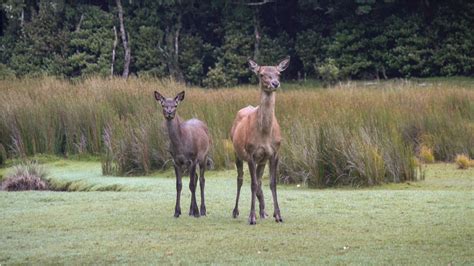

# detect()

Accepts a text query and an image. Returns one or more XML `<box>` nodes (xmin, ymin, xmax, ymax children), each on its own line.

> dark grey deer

<box><xmin>154</xmin><ymin>91</ymin><xmax>211</xmax><ymax>218</ymax></box>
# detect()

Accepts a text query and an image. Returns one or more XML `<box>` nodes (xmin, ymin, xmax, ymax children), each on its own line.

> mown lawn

<box><xmin>0</xmin><ymin>161</ymin><xmax>473</xmax><ymax>264</ymax></box>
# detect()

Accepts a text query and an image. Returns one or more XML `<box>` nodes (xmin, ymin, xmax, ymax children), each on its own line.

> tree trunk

<box><xmin>253</xmin><ymin>8</ymin><xmax>261</xmax><ymax>61</ymax></box>
<box><xmin>381</xmin><ymin>66</ymin><xmax>388</xmax><ymax>80</ymax></box>
<box><xmin>75</xmin><ymin>14</ymin><xmax>84</xmax><ymax>32</ymax></box>
<box><xmin>20</xmin><ymin>9</ymin><xmax>25</xmax><ymax>36</ymax></box>
<box><xmin>111</xmin><ymin>26</ymin><xmax>118</xmax><ymax>77</ymax></box>
<box><xmin>116</xmin><ymin>0</ymin><xmax>131</xmax><ymax>79</ymax></box>
<box><xmin>172</xmin><ymin>13</ymin><xmax>184</xmax><ymax>82</ymax></box>
<box><xmin>164</xmin><ymin>12</ymin><xmax>184</xmax><ymax>83</ymax></box>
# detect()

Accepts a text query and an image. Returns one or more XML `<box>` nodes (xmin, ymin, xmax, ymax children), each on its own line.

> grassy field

<box><xmin>0</xmin><ymin>160</ymin><xmax>473</xmax><ymax>264</ymax></box>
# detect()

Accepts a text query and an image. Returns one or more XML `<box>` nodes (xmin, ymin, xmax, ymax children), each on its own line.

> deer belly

<box><xmin>252</xmin><ymin>144</ymin><xmax>273</xmax><ymax>163</ymax></box>
<box><xmin>174</xmin><ymin>154</ymin><xmax>192</xmax><ymax>167</ymax></box>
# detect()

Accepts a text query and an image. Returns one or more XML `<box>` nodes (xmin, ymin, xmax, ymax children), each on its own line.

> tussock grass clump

<box><xmin>419</xmin><ymin>145</ymin><xmax>435</xmax><ymax>163</ymax></box>
<box><xmin>1</xmin><ymin>162</ymin><xmax>49</xmax><ymax>191</ymax></box>
<box><xmin>454</xmin><ymin>154</ymin><xmax>471</xmax><ymax>169</ymax></box>
<box><xmin>0</xmin><ymin>77</ymin><xmax>473</xmax><ymax>186</ymax></box>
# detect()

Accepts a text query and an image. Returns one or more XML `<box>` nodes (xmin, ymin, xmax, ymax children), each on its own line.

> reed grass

<box><xmin>0</xmin><ymin>77</ymin><xmax>473</xmax><ymax>186</ymax></box>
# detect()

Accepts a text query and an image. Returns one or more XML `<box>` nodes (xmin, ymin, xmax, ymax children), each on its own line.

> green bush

<box><xmin>203</xmin><ymin>63</ymin><xmax>233</xmax><ymax>88</ymax></box>
<box><xmin>316</xmin><ymin>59</ymin><xmax>340</xmax><ymax>86</ymax></box>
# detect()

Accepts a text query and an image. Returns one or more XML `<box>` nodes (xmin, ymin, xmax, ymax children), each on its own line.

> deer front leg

<box><xmin>269</xmin><ymin>154</ymin><xmax>283</xmax><ymax>223</ymax></box>
<box><xmin>174</xmin><ymin>165</ymin><xmax>182</xmax><ymax>218</ymax></box>
<box><xmin>233</xmin><ymin>158</ymin><xmax>244</xmax><ymax>218</ymax></box>
<box><xmin>199</xmin><ymin>161</ymin><xmax>206</xmax><ymax>216</ymax></box>
<box><xmin>248</xmin><ymin>160</ymin><xmax>258</xmax><ymax>225</ymax></box>
<box><xmin>188</xmin><ymin>163</ymin><xmax>200</xmax><ymax>218</ymax></box>
<box><xmin>256</xmin><ymin>163</ymin><xmax>268</xmax><ymax>219</ymax></box>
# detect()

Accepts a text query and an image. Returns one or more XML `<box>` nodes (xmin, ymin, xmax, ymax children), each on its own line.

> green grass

<box><xmin>1</xmin><ymin>161</ymin><xmax>473</xmax><ymax>264</ymax></box>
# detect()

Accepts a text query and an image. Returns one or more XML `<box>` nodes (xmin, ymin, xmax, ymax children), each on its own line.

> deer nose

<box><xmin>271</xmin><ymin>81</ymin><xmax>280</xmax><ymax>88</ymax></box>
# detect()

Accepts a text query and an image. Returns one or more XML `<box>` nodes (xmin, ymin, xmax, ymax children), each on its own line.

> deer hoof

<box><xmin>190</xmin><ymin>206</ymin><xmax>200</xmax><ymax>218</ymax></box>
<box><xmin>260</xmin><ymin>210</ymin><xmax>268</xmax><ymax>219</ymax></box>
<box><xmin>273</xmin><ymin>213</ymin><xmax>283</xmax><ymax>223</ymax></box>
<box><xmin>174</xmin><ymin>207</ymin><xmax>181</xmax><ymax>218</ymax></box>
<box><xmin>232</xmin><ymin>208</ymin><xmax>239</xmax><ymax>218</ymax></box>
<box><xmin>248</xmin><ymin>214</ymin><xmax>257</xmax><ymax>225</ymax></box>
<box><xmin>200</xmin><ymin>206</ymin><xmax>207</xmax><ymax>216</ymax></box>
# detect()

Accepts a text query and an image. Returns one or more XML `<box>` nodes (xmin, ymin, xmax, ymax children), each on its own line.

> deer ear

<box><xmin>248</xmin><ymin>58</ymin><xmax>260</xmax><ymax>74</ymax></box>
<box><xmin>276</xmin><ymin>56</ymin><xmax>290</xmax><ymax>72</ymax></box>
<box><xmin>154</xmin><ymin>91</ymin><xmax>165</xmax><ymax>105</ymax></box>
<box><xmin>175</xmin><ymin>91</ymin><xmax>185</xmax><ymax>104</ymax></box>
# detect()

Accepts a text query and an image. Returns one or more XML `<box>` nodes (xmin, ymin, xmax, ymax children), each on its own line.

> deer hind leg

<box><xmin>270</xmin><ymin>154</ymin><xmax>283</xmax><ymax>223</ymax></box>
<box><xmin>199</xmin><ymin>160</ymin><xmax>206</xmax><ymax>216</ymax></box>
<box><xmin>248</xmin><ymin>160</ymin><xmax>258</xmax><ymax>225</ymax></box>
<box><xmin>188</xmin><ymin>163</ymin><xmax>200</xmax><ymax>217</ymax></box>
<box><xmin>173</xmin><ymin>165</ymin><xmax>182</xmax><ymax>218</ymax></box>
<box><xmin>256</xmin><ymin>163</ymin><xmax>268</xmax><ymax>219</ymax></box>
<box><xmin>233</xmin><ymin>157</ymin><xmax>244</xmax><ymax>218</ymax></box>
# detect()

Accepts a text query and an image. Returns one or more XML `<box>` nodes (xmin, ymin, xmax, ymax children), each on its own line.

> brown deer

<box><xmin>154</xmin><ymin>91</ymin><xmax>211</xmax><ymax>218</ymax></box>
<box><xmin>230</xmin><ymin>56</ymin><xmax>290</xmax><ymax>225</ymax></box>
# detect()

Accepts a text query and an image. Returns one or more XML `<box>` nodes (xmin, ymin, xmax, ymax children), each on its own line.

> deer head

<box><xmin>248</xmin><ymin>56</ymin><xmax>290</xmax><ymax>92</ymax></box>
<box><xmin>154</xmin><ymin>91</ymin><xmax>185</xmax><ymax>120</ymax></box>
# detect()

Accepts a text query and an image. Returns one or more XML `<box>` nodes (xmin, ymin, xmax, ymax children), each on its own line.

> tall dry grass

<box><xmin>0</xmin><ymin>77</ymin><xmax>473</xmax><ymax>186</ymax></box>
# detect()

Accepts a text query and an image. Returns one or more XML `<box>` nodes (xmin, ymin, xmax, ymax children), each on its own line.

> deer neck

<box><xmin>257</xmin><ymin>88</ymin><xmax>275</xmax><ymax>135</ymax></box>
<box><xmin>166</xmin><ymin>115</ymin><xmax>183</xmax><ymax>149</ymax></box>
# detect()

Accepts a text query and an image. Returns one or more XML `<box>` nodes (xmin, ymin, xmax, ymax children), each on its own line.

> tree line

<box><xmin>0</xmin><ymin>0</ymin><xmax>473</xmax><ymax>86</ymax></box>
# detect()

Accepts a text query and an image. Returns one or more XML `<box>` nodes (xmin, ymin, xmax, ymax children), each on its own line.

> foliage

<box><xmin>205</xmin><ymin>17</ymin><xmax>253</xmax><ymax>87</ymax></box>
<box><xmin>133</xmin><ymin>25</ymin><xmax>167</xmax><ymax>78</ymax></box>
<box><xmin>295</xmin><ymin>29</ymin><xmax>326</xmax><ymax>77</ymax></box>
<box><xmin>316</xmin><ymin>58</ymin><xmax>340</xmax><ymax>86</ymax></box>
<box><xmin>203</xmin><ymin>62</ymin><xmax>232</xmax><ymax>88</ymax></box>
<box><xmin>1</xmin><ymin>1</ymin><xmax>473</xmax><ymax>82</ymax></box>
<box><xmin>66</xmin><ymin>5</ymin><xmax>115</xmax><ymax>78</ymax></box>
<box><xmin>178</xmin><ymin>34</ymin><xmax>210</xmax><ymax>85</ymax></box>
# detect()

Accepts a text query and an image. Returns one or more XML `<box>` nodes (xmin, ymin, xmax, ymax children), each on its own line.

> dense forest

<box><xmin>0</xmin><ymin>0</ymin><xmax>473</xmax><ymax>86</ymax></box>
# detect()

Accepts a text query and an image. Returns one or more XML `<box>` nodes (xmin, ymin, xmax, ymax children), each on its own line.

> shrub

<box><xmin>316</xmin><ymin>59</ymin><xmax>340</xmax><ymax>86</ymax></box>
<box><xmin>419</xmin><ymin>145</ymin><xmax>435</xmax><ymax>164</ymax></box>
<box><xmin>203</xmin><ymin>63</ymin><xmax>233</xmax><ymax>88</ymax></box>
<box><xmin>455</xmin><ymin>154</ymin><xmax>471</xmax><ymax>169</ymax></box>
<box><xmin>1</xmin><ymin>162</ymin><xmax>49</xmax><ymax>191</ymax></box>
